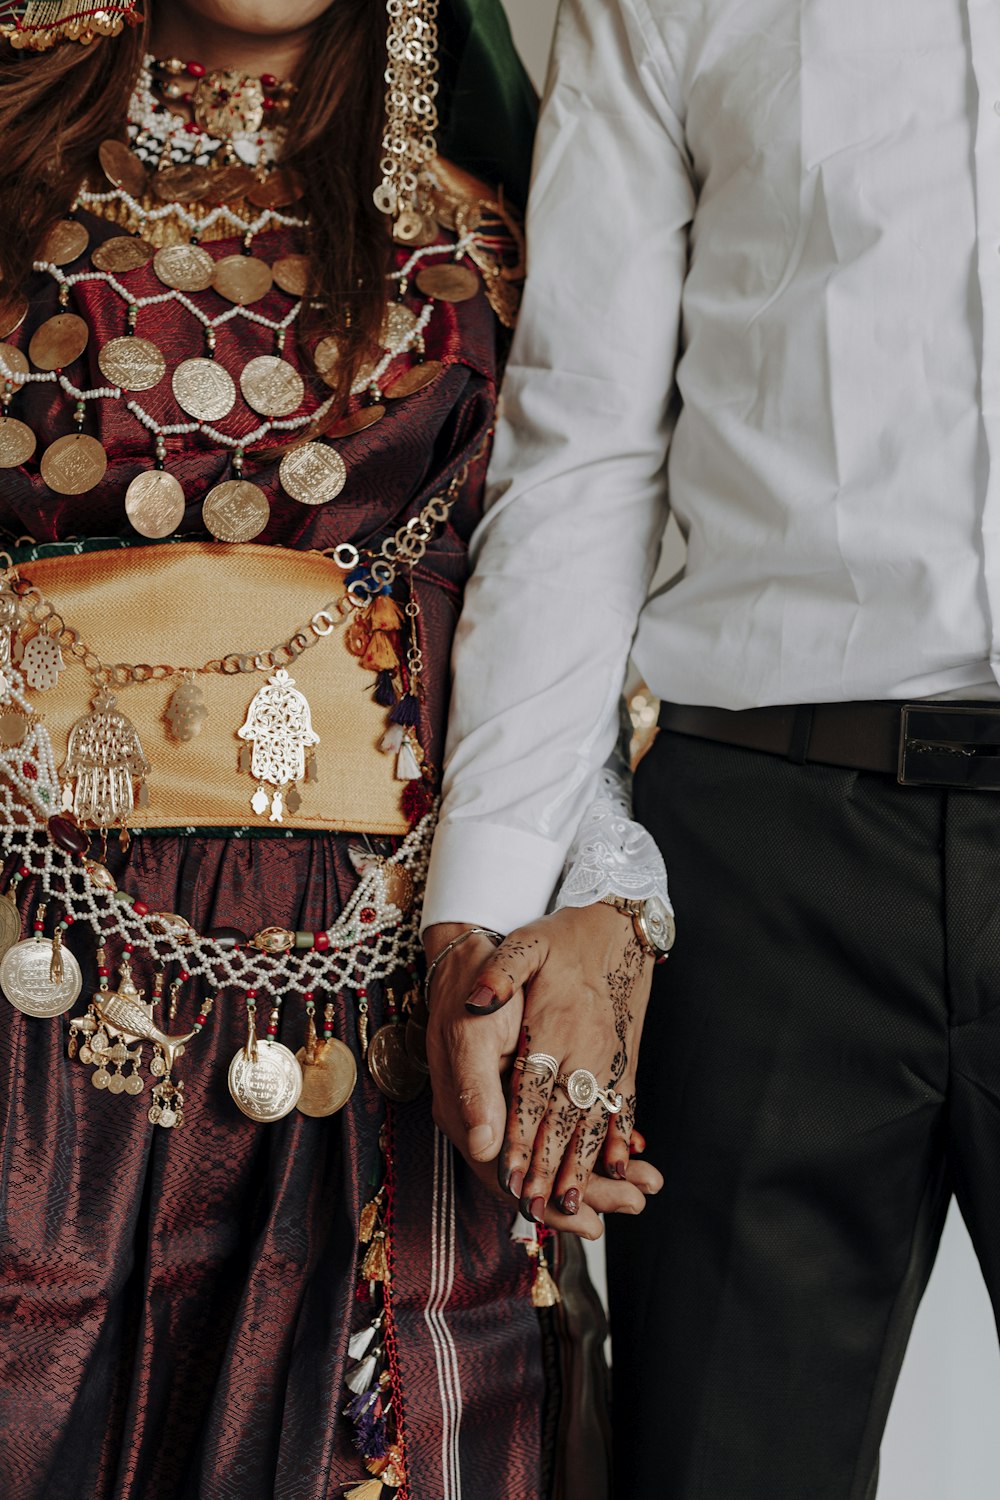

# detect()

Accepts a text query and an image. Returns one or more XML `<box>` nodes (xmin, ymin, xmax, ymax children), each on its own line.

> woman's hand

<box><xmin>424</xmin><ymin>910</ymin><xmax>661</xmax><ymax>1238</ymax></box>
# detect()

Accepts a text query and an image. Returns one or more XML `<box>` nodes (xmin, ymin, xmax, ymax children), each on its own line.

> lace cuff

<box><xmin>555</xmin><ymin>715</ymin><xmax>670</xmax><ymax>913</ymax></box>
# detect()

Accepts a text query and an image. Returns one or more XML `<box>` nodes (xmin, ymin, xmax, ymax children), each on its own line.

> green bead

<box><xmin>294</xmin><ymin>931</ymin><xmax>314</xmax><ymax>950</ymax></box>
<box><xmin>113</xmin><ymin>890</ymin><xmax>132</xmax><ymax>904</ymax></box>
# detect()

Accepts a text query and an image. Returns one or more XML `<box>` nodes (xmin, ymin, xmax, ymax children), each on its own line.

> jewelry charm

<box><xmin>228</xmin><ymin>992</ymin><xmax>302</xmax><ymax>1123</ymax></box>
<box><xmin>21</xmin><ymin>630</ymin><xmax>65</xmax><ymax>692</ymax></box>
<box><xmin>166</xmin><ymin>674</ymin><xmax>208</xmax><ymax>741</ymax></box>
<box><xmin>62</xmin><ymin>689</ymin><xmax>150</xmax><ymax>828</ymax></box>
<box><xmin>375</xmin><ymin>0</ymin><xmax>441</xmax><ymax>243</ymax></box>
<box><xmin>238</xmin><ymin>669</ymin><xmax>319</xmax><ymax>823</ymax></box>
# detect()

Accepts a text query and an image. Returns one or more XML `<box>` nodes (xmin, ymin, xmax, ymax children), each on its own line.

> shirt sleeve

<box><xmin>422</xmin><ymin>0</ymin><xmax>694</xmax><ymax>935</ymax></box>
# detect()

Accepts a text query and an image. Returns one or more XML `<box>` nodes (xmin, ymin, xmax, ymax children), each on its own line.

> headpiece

<box><xmin>0</xmin><ymin>1</ymin><xmax>139</xmax><ymax>50</ymax></box>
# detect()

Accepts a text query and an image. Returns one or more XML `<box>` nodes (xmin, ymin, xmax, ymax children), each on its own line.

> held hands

<box><xmin>424</xmin><ymin>904</ymin><xmax>662</xmax><ymax>1240</ymax></box>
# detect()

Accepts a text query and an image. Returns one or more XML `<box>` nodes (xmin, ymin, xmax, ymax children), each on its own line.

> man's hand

<box><xmin>424</xmin><ymin>912</ymin><xmax>662</xmax><ymax>1239</ymax></box>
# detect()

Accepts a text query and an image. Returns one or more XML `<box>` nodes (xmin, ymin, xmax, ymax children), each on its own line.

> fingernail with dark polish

<box><xmin>466</xmin><ymin>985</ymin><xmax>498</xmax><ymax>1012</ymax></box>
<box><xmin>612</xmin><ymin>1160</ymin><xmax>627</xmax><ymax>1180</ymax></box>
<box><xmin>508</xmin><ymin>1169</ymin><xmax>524</xmax><ymax>1200</ymax></box>
<box><xmin>520</xmin><ymin>1195</ymin><xmax>546</xmax><ymax>1223</ymax></box>
<box><xmin>562</xmin><ymin>1189</ymin><xmax>580</xmax><ymax>1216</ymax></box>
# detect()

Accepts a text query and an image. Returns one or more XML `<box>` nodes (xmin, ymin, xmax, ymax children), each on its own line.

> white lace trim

<box><xmin>555</xmin><ymin>762</ymin><xmax>670</xmax><ymax>912</ymax></box>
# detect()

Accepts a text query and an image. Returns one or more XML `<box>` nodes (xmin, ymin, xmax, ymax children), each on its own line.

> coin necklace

<box><xmin>296</xmin><ymin>997</ymin><xmax>358</xmax><ymax>1118</ymax></box>
<box><xmin>228</xmin><ymin>991</ymin><xmax>303</xmax><ymax>1123</ymax></box>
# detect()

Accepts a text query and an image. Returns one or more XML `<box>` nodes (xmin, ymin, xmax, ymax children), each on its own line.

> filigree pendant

<box><xmin>61</xmin><ymin>689</ymin><xmax>150</xmax><ymax>828</ymax></box>
<box><xmin>237</xmin><ymin>669</ymin><xmax>319</xmax><ymax>820</ymax></box>
<box><xmin>22</xmin><ymin>632</ymin><xmax>65</xmax><ymax>692</ymax></box>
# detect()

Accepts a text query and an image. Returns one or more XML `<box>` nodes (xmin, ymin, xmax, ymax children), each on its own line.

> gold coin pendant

<box><xmin>125</xmin><ymin>471</ymin><xmax>186</xmax><ymax>539</ymax></box>
<box><xmin>172</xmin><ymin>358</ymin><xmax>237</xmax><ymax>422</ymax></box>
<box><xmin>40</xmin><ymin>434</ymin><xmax>107</xmax><ymax>496</ymax></box>
<box><xmin>326</xmin><ymin>405</ymin><xmax>386</xmax><ymax>440</ymax></box>
<box><xmin>296</xmin><ymin>1037</ymin><xmax>358</xmax><ymax>1118</ymax></box>
<box><xmin>415</xmin><ymin>264</ymin><xmax>480</xmax><ymax>303</ymax></box>
<box><xmin>385</xmin><ymin>360</ymin><xmax>443</xmax><ymax>400</ymax></box>
<box><xmin>1</xmin><ymin>938</ymin><xmax>83</xmax><ymax>1018</ymax></box>
<box><xmin>228</xmin><ymin>1038</ymin><xmax>303</xmax><ymax>1123</ymax></box>
<box><xmin>153</xmin><ymin>243</ymin><xmax>216</xmax><ymax>293</ymax></box>
<box><xmin>247</xmin><ymin>170</ymin><xmax>305</xmax><ymax>210</ymax></box>
<box><xmin>382</xmin><ymin>303</ymin><xmax>419</xmax><ymax>346</ymax></box>
<box><xmin>153</xmin><ymin>164</ymin><xmax>213</xmax><ymax>203</ymax></box>
<box><xmin>367</xmin><ymin>1022</ymin><xmax>427</xmax><ymax>1103</ymax></box>
<box><xmin>98</xmin><ymin>139</ymin><xmax>148</xmax><ymax>198</ymax></box>
<box><xmin>98</xmin><ymin>336</ymin><xmax>166</xmax><ymax>393</ymax></box>
<box><xmin>279</xmin><ymin>441</ymin><xmax>347</xmax><ymax>506</ymax></box>
<box><xmin>240</xmin><ymin>355</ymin><xmax>305</xmax><ymax>418</ymax></box>
<box><xmin>91</xmin><ymin>236</ymin><xmax>155</xmax><ymax>274</ymax></box>
<box><xmin>0</xmin><ymin>418</ymin><xmax>36</xmax><ymax>468</ymax></box>
<box><xmin>273</xmin><ymin>254</ymin><xmax>312</xmax><ymax>297</ymax></box>
<box><xmin>28</xmin><ymin>313</ymin><xmax>89</xmax><ymax>373</ymax></box>
<box><xmin>0</xmin><ymin>895</ymin><xmax>21</xmax><ymax>960</ymax></box>
<box><xmin>38</xmin><ymin>219</ymin><xmax>90</xmax><ymax>267</ymax></box>
<box><xmin>202</xmin><ymin>479</ymin><xmax>270</xmax><ymax>543</ymax></box>
<box><xmin>0</xmin><ymin>294</ymin><xmax>28</xmax><ymax>341</ymax></box>
<box><xmin>0</xmin><ymin>343</ymin><xmax>28</xmax><ymax>387</ymax></box>
<box><xmin>213</xmin><ymin>255</ymin><xmax>273</xmax><ymax>306</ymax></box>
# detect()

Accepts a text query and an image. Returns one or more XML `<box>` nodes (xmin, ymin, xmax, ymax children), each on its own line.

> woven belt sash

<box><xmin>19</xmin><ymin>543</ymin><xmax>410</xmax><ymax>835</ymax></box>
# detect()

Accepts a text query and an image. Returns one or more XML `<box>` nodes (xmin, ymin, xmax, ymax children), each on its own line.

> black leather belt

<box><xmin>657</xmin><ymin>700</ymin><xmax>1000</xmax><ymax>790</ymax></box>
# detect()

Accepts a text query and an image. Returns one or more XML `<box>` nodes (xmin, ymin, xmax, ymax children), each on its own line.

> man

<box><xmin>423</xmin><ymin>0</ymin><xmax>1000</xmax><ymax>1495</ymax></box>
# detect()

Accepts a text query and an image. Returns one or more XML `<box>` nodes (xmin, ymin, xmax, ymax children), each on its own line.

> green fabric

<box><xmin>437</xmin><ymin>0</ymin><xmax>538</xmax><ymax>206</ymax></box>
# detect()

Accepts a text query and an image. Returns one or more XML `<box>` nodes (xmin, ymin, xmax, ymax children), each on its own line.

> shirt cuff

<box><xmin>421</xmin><ymin>820</ymin><xmax>568</xmax><ymax>936</ymax></box>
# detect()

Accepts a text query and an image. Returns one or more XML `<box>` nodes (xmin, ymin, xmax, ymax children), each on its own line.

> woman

<box><xmin>0</xmin><ymin>3</ymin><xmax>654</xmax><ymax>1497</ymax></box>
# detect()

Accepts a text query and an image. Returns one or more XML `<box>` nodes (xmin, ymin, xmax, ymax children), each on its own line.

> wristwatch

<box><xmin>600</xmin><ymin>894</ymin><xmax>676</xmax><ymax>960</ymax></box>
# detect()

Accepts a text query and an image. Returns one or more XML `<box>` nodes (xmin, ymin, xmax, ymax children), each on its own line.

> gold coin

<box><xmin>313</xmin><ymin>335</ymin><xmax>341</xmax><ymax>386</ymax></box>
<box><xmin>385</xmin><ymin>360</ymin><xmax>443</xmax><ymax>399</ymax></box>
<box><xmin>228</xmin><ymin>1037</ymin><xmax>303</xmax><ymax>1122</ymax></box>
<box><xmin>99</xmin><ymin>139</ymin><xmax>148</xmax><ymax>198</ymax></box>
<box><xmin>0</xmin><ymin>895</ymin><xmax>21</xmax><ymax>960</ymax></box>
<box><xmin>1</xmin><ymin>937</ymin><xmax>83</xmax><ymax>1018</ymax></box>
<box><xmin>28</xmin><ymin>313</ymin><xmax>89</xmax><ymax>372</ymax></box>
<box><xmin>279</xmin><ymin>440</ymin><xmax>347</xmax><ymax>505</ymax></box>
<box><xmin>125</xmin><ymin>470</ymin><xmax>186</xmax><ymax>538</ymax></box>
<box><xmin>212</xmin><ymin>254</ymin><xmax>273</xmax><ymax>306</ymax></box>
<box><xmin>326</xmin><ymin>405</ymin><xmax>386</xmax><ymax>440</ymax></box>
<box><xmin>247</xmin><ymin>169</ymin><xmax>306</xmax><ymax>210</ymax></box>
<box><xmin>296</xmin><ymin>1037</ymin><xmax>358</xmax><ymax>1117</ymax></box>
<box><xmin>153</xmin><ymin>164</ymin><xmax>213</xmax><ymax>203</ymax></box>
<box><xmin>202</xmin><ymin>479</ymin><xmax>269</xmax><ymax>542</ymax></box>
<box><xmin>38</xmin><ymin>219</ymin><xmax>89</xmax><ymax>267</ymax></box>
<box><xmin>40</xmin><ymin>433</ymin><xmax>107</xmax><ymax>495</ymax></box>
<box><xmin>153</xmin><ymin>243</ymin><xmax>216</xmax><ymax>293</ymax></box>
<box><xmin>415</xmin><ymin>264</ymin><xmax>480</xmax><ymax>303</ymax></box>
<box><xmin>272</xmin><ymin>254</ymin><xmax>312</xmax><ymax>297</ymax></box>
<box><xmin>98</xmin><ymin>336</ymin><xmax>166</xmax><ymax>392</ymax></box>
<box><xmin>172</xmin><ymin>357</ymin><xmax>237</xmax><ymax>422</ymax></box>
<box><xmin>381</xmin><ymin>862</ymin><xmax>414</xmax><ymax>913</ymax></box>
<box><xmin>240</xmin><ymin>355</ymin><xmax>305</xmax><ymax>418</ymax></box>
<box><xmin>0</xmin><ymin>417</ymin><xmax>36</xmax><ymax>468</ymax></box>
<box><xmin>91</xmin><ymin>236</ymin><xmax>155</xmax><ymax>274</ymax></box>
<box><xmin>201</xmin><ymin>165</ymin><xmax>258</xmax><ymax>206</ymax></box>
<box><xmin>0</xmin><ymin>343</ymin><xmax>28</xmax><ymax>388</ymax></box>
<box><xmin>367</xmin><ymin>1022</ymin><xmax>427</xmax><ymax>1103</ymax></box>
<box><xmin>381</xmin><ymin>303</ymin><xmax>418</xmax><ymax>346</ymax></box>
<box><xmin>0</xmin><ymin>294</ymin><xmax>28</xmax><ymax>341</ymax></box>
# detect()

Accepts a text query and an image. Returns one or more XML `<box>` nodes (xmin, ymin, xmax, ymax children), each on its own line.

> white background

<box><xmin>499</xmin><ymin>2</ymin><xmax>1000</xmax><ymax>1494</ymax></box>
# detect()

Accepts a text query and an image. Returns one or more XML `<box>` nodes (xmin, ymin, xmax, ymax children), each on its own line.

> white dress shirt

<box><xmin>424</xmin><ymin>0</ymin><xmax>1000</xmax><ymax>932</ymax></box>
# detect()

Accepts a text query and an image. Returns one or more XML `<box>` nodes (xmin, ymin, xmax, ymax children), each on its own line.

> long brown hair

<box><xmin>0</xmin><ymin>2</ymin><xmax>392</xmax><ymax>412</ymax></box>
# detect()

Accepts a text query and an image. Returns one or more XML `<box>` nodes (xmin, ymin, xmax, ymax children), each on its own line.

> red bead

<box><xmin>180</xmin><ymin>971</ymin><xmax>190</xmax><ymax>982</ymax></box>
<box><xmin>303</xmin><ymin>991</ymin><xmax>314</xmax><ymax>1001</ymax></box>
<box><xmin>313</xmin><ymin>931</ymin><xmax>330</xmax><ymax>952</ymax></box>
<box><xmin>260</xmin><ymin>73</ymin><xmax>277</xmax><ymax>89</ymax></box>
<box><xmin>19</xmin><ymin>866</ymin><xmax>29</xmax><ymax>878</ymax></box>
<box><xmin>357</xmin><ymin>989</ymin><xmax>367</xmax><ymax>999</ymax></box>
<box><xmin>267</xmin><ymin>1024</ymin><xmax>278</xmax><ymax>1037</ymax></box>
<box><xmin>32</xmin><ymin>922</ymin><xmax>42</xmax><ymax>932</ymax></box>
<box><xmin>360</xmin><ymin>907</ymin><xmax>376</xmax><ymax>924</ymax></box>
<box><xmin>22</xmin><ymin>762</ymin><xmax>37</xmax><ymax>780</ymax></box>
<box><xmin>247</xmin><ymin>988</ymin><xmax>257</xmax><ymax>998</ymax></box>
<box><xmin>183</xmin><ymin>120</ymin><xmax>201</xmax><ymax>134</ymax></box>
<box><xmin>133</xmin><ymin>900</ymin><xmax>149</xmax><ymax>916</ymax></box>
<box><xmin>47</xmin><ymin>816</ymin><xmax>89</xmax><ymax>857</ymax></box>
<box><xmin>195</xmin><ymin>1014</ymin><xmax>206</xmax><ymax>1026</ymax></box>
<box><xmin>98</xmin><ymin>967</ymin><xmax>110</xmax><ymax>977</ymax></box>
<box><xmin>124</xmin><ymin>944</ymin><xmax>133</xmax><ymax>953</ymax></box>
<box><xmin>64</xmin><ymin>915</ymin><xmax>73</xmax><ymax>925</ymax></box>
<box><xmin>186</xmin><ymin>60</ymin><xmax>206</xmax><ymax>77</ymax></box>
<box><xmin>262</xmin><ymin>96</ymin><xmax>275</xmax><ymax>111</ymax></box>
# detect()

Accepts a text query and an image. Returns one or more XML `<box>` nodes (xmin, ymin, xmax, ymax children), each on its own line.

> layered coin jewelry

<box><xmin>376</xmin><ymin>0</ymin><xmax>441</xmax><ymax>245</ymax></box>
<box><xmin>0</xmin><ymin>0</ymin><xmax>139</xmax><ymax>50</ymax></box>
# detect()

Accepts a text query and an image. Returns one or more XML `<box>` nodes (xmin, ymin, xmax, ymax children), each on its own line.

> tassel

<box><xmin>368</xmin><ymin>595</ymin><xmax>404</xmax><ymax>631</ymax></box>
<box><xmin>362</xmin><ymin>1230</ymin><xmax>390</xmax><ymax>1283</ymax></box>
<box><xmin>379</xmin><ymin>723</ymin><xmax>405</xmax><ymax>754</ymax></box>
<box><xmin>345</xmin><ymin>1388</ymin><xmax>381</xmax><ymax>1423</ymax></box>
<box><xmin>395</xmin><ymin>736</ymin><xmax>422</xmax><ymax>782</ymax></box>
<box><xmin>359</xmin><ymin>1191</ymin><xmax>383</xmax><ymax>1243</ymax></box>
<box><xmin>344</xmin><ymin>1483</ymin><xmax>384</xmax><ymax>1500</ymax></box>
<box><xmin>373</xmin><ymin>669</ymin><xmax>397</xmax><ymax>708</ymax></box>
<box><xmin>361</xmin><ymin>634</ymin><xmax>399</xmax><ymax>672</ymax></box>
<box><xmin>401</xmin><ymin>779</ymin><xmax>434</xmax><ymax>825</ymax></box>
<box><xmin>530</xmin><ymin>1244</ymin><xmax>561</xmax><ymax>1308</ymax></box>
<box><xmin>388</xmin><ymin>693</ymin><xmax>419</xmax><ymax>727</ymax></box>
<box><xmin>349</xmin><ymin>1321</ymin><xmax>380</xmax><ymax>1361</ymax></box>
<box><xmin>346</xmin><ymin>1353</ymin><xmax>379</xmax><ymax>1395</ymax></box>
<box><xmin>49</xmin><ymin>927</ymin><xmax>64</xmax><ymax>984</ymax></box>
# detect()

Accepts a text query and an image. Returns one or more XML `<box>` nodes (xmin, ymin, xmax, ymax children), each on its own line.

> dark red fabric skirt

<box><xmin>0</xmin><ymin>833</ymin><xmax>547</xmax><ymax>1500</ymax></box>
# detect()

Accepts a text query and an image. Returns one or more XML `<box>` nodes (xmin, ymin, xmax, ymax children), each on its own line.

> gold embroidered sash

<box><xmin>19</xmin><ymin>543</ymin><xmax>410</xmax><ymax>834</ymax></box>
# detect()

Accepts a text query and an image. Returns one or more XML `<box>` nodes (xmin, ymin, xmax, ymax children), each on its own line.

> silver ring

<box><xmin>514</xmin><ymin>1051</ymin><xmax>559</xmax><ymax>1080</ymax></box>
<box><xmin>557</xmin><ymin>1067</ymin><xmax>623</xmax><ymax>1115</ymax></box>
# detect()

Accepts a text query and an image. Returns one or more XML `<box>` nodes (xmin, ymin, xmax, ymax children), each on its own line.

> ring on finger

<box><xmin>513</xmin><ymin>1051</ymin><xmax>559</xmax><ymax>1079</ymax></box>
<box><xmin>557</xmin><ymin>1067</ymin><xmax>623</xmax><ymax>1115</ymax></box>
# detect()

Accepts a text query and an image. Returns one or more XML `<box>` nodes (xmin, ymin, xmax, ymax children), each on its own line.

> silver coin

<box><xmin>1</xmin><ymin>938</ymin><xmax>83</xmax><ymax>1018</ymax></box>
<box><xmin>228</xmin><ymin>1037</ymin><xmax>302</xmax><ymax>1123</ymax></box>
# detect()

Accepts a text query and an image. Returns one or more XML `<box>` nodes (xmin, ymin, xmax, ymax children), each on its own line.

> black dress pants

<box><xmin>606</xmin><ymin>727</ymin><xmax>1000</xmax><ymax>1499</ymax></box>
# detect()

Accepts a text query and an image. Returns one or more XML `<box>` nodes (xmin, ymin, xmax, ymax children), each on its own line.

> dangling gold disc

<box><xmin>152</xmin><ymin>164</ymin><xmax>213</xmax><ymax>203</ymax></box>
<box><xmin>91</xmin><ymin>236</ymin><xmax>156</xmax><ymax>274</ymax></box>
<box><xmin>98</xmin><ymin>336</ymin><xmax>166</xmax><ymax>392</ymax></box>
<box><xmin>273</xmin><ymin>254</ymin><xmax>313</xmax><ymax>297</ymax></box>
<box><xmin>296</xmin><ymin>1037</ymin><xmax>358</xmax><ymax>1117</ymax></box>
<box><xmin>202</xmin><ymin>165</ymin><xmax>258</xmax><ymax>206</ymax></box>
<box><xmin>202</xmin><ymin>479</ymin><xmax>269</xmax><ymax>542</ymax></box>
<box><xmin>415</xmin><ymin>264</ymin><xmax>480</xmax><ymax>303</ymax></box>
<box><xmin>228</xmin><ymin>1037</ymin><xmax>303</xmax><ymax>1122</ymax></box>
<box><xmin>0</xmin><ymin>417</ymin><xmax>36</xmax><ymax>468</ymax></box>
<box><xmin>153</xmin><ymin>243</ymin><xmax>216</xmax><ymax>293</ymax></box>
<box><xmin>172</xmin><ymin>357</ymin><xmax>237</xmax><ymax>422</ymax></box>
<box><xmin>367</xmin><ymin>1022</ymin><xmax>427</xmax><ymax>1103</ymax></box>
<box><xmin>98</xmin><ymin>139</ymin><xmax>148</xmax><ymax>198</ymax></box>
<box><xmin>385</xmin><ymin>360</ymin><xmax>443</xmax><ymax>399</ymax></box>
<box><xmin>212</xmin><ymin>255</ymin><xmax>273</xmax><ymax>307</ymax></box>
<box><xmin>38</xmin><ymin>219</ymin><xmax>90</xmax><ymax>267</ymax></box>
<box><xmin>240</xmin><ymin>355</ymin><xmax>305</xmax><ymax>418</ymax></box>
<box><xmin>279</xmin><ymin>441</ymin><xmax>347</xmax><ymax>505</ymax></box>
<box><xmin>28</xmin><ymin>313</ymin><xmax>89</xmax><ymax>372</ymax></box>
<box><xmin>40</xmin><ymin>434</ymin><xmax>107</xmax><ymax>495</ymax></box>
<box><xmin>125</xmin><ymin>470</ymin><xmax>186</xmax><ymax>538</ymax></box>
<box><xmin>247</xmin><ymin>170</ymin><xmax>306</xmax><ymax>210</ymax></box>
<box><xmin>326</xmin><ymin>405</ymin><xmax>386</xmax><ymax>440</ymax></box>
<box><xmin>0</xmin><ymin>895</ymin><xmax>21</xmax><ymax>960</ymax></box>
<box><xmin>381</xmin><ymin>303</ymin><xmax>419</xmax><ymax>346</ymax></box>
<box><xmin>0</xmin><ymin>343</ymin><xmax>28</xmax><ymax>388</ymax></box>
<box><xmin>0</xmin><ymin>294</ymin><xmax>28</xmax><ymax>341</ymax></box>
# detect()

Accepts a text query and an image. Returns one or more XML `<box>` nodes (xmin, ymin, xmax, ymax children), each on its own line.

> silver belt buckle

<box><xmin>898</xmin><ymin>703</ymin><xmax>1000</xmax><ymax>790</ymax></box>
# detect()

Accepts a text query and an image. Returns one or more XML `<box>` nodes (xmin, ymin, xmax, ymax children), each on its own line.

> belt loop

<box><xmin>787</xmin><ymin>706</ymin><xmax>815</xmax><ymax>764</ymax></box>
